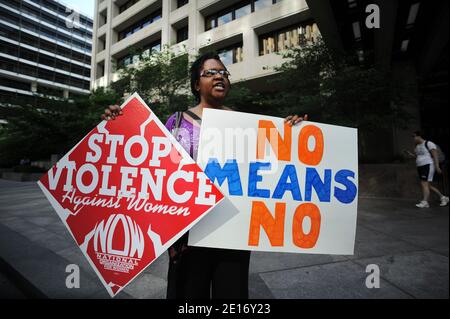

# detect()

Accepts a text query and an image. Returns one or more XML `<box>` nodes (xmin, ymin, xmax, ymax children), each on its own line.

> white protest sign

<box><xmin>188</xmin><ymin>109</ymin><xmax>358</xmax><ymax>255</ymax></box>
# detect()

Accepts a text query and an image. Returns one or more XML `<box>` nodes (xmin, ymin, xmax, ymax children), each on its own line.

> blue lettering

<box><xmin>305</xmin><ymin>168</ymin><xmax>331</xmax><ymax>202</ymax></box>
<box><xmin>204</xmin><ymin>158</ymin><xmax>243</xmax><ymax>196</ymax></box>
<box><xmin>272</xmin><ymin>164</ymin><xmax>302</xmax><ymax>201</ymax></box>
<box><xmin>248</xmin><ymin>162</ymin><xmax>271</xmax><ymax>198</ymax></box>
<box><xmin>334</xmin><ymin>169</ymin><xmax>357</xmax><ymax>204</ymax></box>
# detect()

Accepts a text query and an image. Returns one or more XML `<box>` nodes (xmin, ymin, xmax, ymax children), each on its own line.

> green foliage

<box><xmin>224</xmin><ymin>84</ymin><xmax>259</xmax><ymax>112</ymax></box>
<box><xmin>260</xmin><ymin>39</ymin><xmax>411</xmax><ymax>132</ymax></box>
<box><xmin>241</xmin><ymin>39</ymin><xmax>415</xmax><ymax>162</ymax></box>
<box><xmin>112</xmin><ymin>46</ymin><xmax>194</xmax><ymax>123</ymax></box>
<box><xmin>0</xmin><ymin>89</ymin><xmax>119</xmax><ymax>166</ymax></box>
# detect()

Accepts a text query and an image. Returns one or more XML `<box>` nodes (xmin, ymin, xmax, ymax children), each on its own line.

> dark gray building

<box><xmin>0</xmin><ymin>0</ymin><xmax>93</xmax><ymax>101</ymax></box>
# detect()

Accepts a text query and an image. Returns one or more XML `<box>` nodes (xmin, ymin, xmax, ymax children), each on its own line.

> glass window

<box><xmin>0</xmin><ymin>41</ymin><xmax>18</xmax><ymax>57</ymax></box>
<box><xmin>217</xmin><ymin>12</ymin><xmax>232</xmax><ymax>26</ymax></box>
<box><xmin>206</xmin><ymin>17</ymin><xmax>216</xmax><ymax>30</ymax></box>
<box><xmin>142</xmin><ymin>42</ymin><xmax>161</xmax><ymax>57</ymax></box>
<box><xmin>235</xmin><ymin>4</ymin><xmax>251</xmax><ymax>19</ymax></box>
<box><xmin>38</xmin><ymin>68</ymin><xmax>55</xmax><ymax>81</ymax></box>
<box><xmin>118</xmin><ymin>40</ymin><xmax>160</xmax><ymax>69</ymax></box>
<box><xmin>254</xmin><ymin>0</ymin><xmax>273</xmax><ymax>11</ymax></box>
<box><xmin>37</xmin><ymin>85</ymin><xmax>64</xmax><ymax>97</ymax></box>
<box><xmin>258</xmin><ymin>21</ymin><xmax>320</xmax><ymax>56</ymax></box>
<box><xmin>119</xmin><ymin>9</ymin><xmax>162</xmax><ymax>40</ymax></box>
<box><xmin>152</xmin><ymin>43</ymin><xmax>161</xmax><ymax>51</ymax></box>
<box><xmin>70</xmin><ymin>64</ymin><xmax>84</xmax><ymax>75</ymax></box>
<box><xmin>176</xmin><ymin>26</ymin><xmax>188</xmax><ymax>43</ymax></box>
<box><xmin>177</xmin><ymin>0</ymin><xmax>188</xmax><ymax>8</ymax></box>
<box><xmin>0</xmin><ymin>78</ymin><xmax>30</xmax><ymax>91</ymax></box>
<box><xmin>69</xmin><ymin>77</ymin><xmax>84</xmax><ymax>88</ymax></box>
<box><xmin>259</xmin><ymin>35</ymin><xmax>276</xmax><ymax>55</ymax></box>
<box><xmin>119</xmin><ymin>0</ymin><xmax>139</xmax><ymax>14</ymax></box>
<box><xmin>218</xmin><ymin>43</ymin><xmax>243</xmax><ymax>66</ymax></box>
<box><xmin>218</xmin><ymin>50</ymin><xmax>233</xmax><ymax>66</ymax></box>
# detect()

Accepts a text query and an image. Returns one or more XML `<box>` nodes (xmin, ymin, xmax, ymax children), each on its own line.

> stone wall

<box><xmin>359</xmin><ymin>163</ymin><xmax>449</xmax><ymax>199</ymax></box>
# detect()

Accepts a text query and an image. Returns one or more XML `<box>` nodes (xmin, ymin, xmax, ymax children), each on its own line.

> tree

<box><xmin>222</xmin><ymin>83</ymin><xmax>262</xmax><ymax>112</ymax></box>
<box><xmin>0</xmin><ymin>89</ymin><xmax>119</xmax><ymax>166</ymax></box>
<box><xmin>257</xmin><ymin>39</ymin><xmax>412</xmax><ymax>161</ymax></box>
<box><xmin>111</xmin><ymin>46</ymin><xmax>193</xmax><ymax>123</ymax></box>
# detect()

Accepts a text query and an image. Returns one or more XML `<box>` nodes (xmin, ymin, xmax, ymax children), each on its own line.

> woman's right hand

<box><xmin>101</xmin><ymin>104</ymin><xmax>123</xmax><ymax>121</ymax></box>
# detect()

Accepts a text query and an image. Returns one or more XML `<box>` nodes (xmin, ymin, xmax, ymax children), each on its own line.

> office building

<box><xmin>0</xmin><ymin>0</ymin><xmax>93</xmax><ymax>100</ymax></box>
<box><xmin>91</xmin><ymin>0</ymin><xmax>319</xmax><ymax>89</ymax></box>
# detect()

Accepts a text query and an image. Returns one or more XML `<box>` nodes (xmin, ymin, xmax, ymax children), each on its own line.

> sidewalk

<box><xmin>0</xmin><ymin>179</ymin><xmax>448</xmax><ymax>299</ymax></box>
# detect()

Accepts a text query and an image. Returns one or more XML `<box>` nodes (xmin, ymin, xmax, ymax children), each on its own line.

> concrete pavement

<box><xmin>0</xmin><ymin>179</ymin><xmax>448</xmax><ymax>299</ymax></box>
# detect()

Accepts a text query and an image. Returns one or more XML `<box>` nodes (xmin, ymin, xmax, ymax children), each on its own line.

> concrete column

<box><xmin>373</xmin><ymin>0</ymin><xmax>398</xmax><ymax>71</ymax></box>
<box><xmin>417</xmin><ymin>1</ymin><xmax>448</xmax><ymax>76</ymax></box>
<box><xmin>104</xmin><ymin>0</ymin><xmax>115</xmax><ymax>85</ymax></box>
<box><xmin>391</xmin><ymin>61</ymin><xmax>421</xmax><ymax>158</ymax></box>
<box><xmin>90</xmin><ymin>0</ymin><xmax>99</xmax><ymax>86</ymax></box>
<box><xmin>242</xmin><ymin>28</ymin><xmax>258</xmax><ymax>64</ymax></box>
<box><xmin>305</xmin><ymin>0</ymin><xmax>344</xmax><ymax>53</ymax></box>
<box><xmin>161</xmin><ymin>0</ymin><xmax>172</xmax><ymax>48</ymax></box>
<box><xmin>188</xmin><ymin>0</ymin><xmax>202</xmax><ymax>57</ymax></box>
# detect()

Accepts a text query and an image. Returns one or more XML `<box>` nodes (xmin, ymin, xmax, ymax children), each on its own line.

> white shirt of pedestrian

<box><xmin>415</xmin><ymin>141</ymin><xmax>436</xmax><ymax>167</ymax></box>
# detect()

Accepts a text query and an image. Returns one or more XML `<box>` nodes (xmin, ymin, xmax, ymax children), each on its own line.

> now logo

<box><xmin>93</xmin><ymin>214</ymin><xmax>145</xmax><ymax>259</ymax></box>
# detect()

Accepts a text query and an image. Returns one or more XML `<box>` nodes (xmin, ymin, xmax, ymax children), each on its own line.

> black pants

<box><xmin>166</xmin><ymin>246</ymin><xmax>251</xmax><ymax>299</ymax></box>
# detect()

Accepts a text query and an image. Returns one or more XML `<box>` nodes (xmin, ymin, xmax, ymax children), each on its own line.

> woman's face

<box><xmin>196</xmin><ymin>58</ymin><xmax>230</xmax><ymax>103</ymax></box>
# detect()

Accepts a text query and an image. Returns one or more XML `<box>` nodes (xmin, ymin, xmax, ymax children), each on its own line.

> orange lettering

<box><xmin>257</xmin><ymin>120</ymin><xmax>291</xmax><ymax>161</ymax></box>
<box><xmin>292</xmin><ymin>203</ymin><xmax>321</xmax><ymax>248</ymax></box>
<box><xmin>298</xmin><ymin>125</ymin><xmax>324</xmax><ymax>165</ymax></box>
<box><xmin>248</xmin><ymin>201</ymin><xmax>285</xmax><ymax>246</ymax></box>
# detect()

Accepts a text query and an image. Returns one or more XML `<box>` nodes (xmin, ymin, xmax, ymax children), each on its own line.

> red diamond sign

<box><xmin>38</xmin><ymin>93</ymin><xmax>224</xmax><ymax>297</ymax></box>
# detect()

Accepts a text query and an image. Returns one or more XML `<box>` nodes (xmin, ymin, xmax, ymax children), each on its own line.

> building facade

<box><xmin>306</xmin><ymin>0</ymin><xmax>448</xmax><ymax>162</ymax></box>
<box><xmin>91</xmin><ymin>0</ymin><xmax>448</xmax><ymax>165</ymax></box>
<box><xmin>91</xmin><ymin>0</ymin><xmax>320</xmax><ymax>89</ymax></box>
<box><xmin>0</xmin><ymin>0</ymin><xmax>93</xmax><ymax>100</ymax></box>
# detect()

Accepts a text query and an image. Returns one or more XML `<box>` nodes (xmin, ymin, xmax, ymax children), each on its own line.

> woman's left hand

<box><xmin>284</xmin><ymin>114</ymin><xmax>308</xmax><ymax>126</ymax></box>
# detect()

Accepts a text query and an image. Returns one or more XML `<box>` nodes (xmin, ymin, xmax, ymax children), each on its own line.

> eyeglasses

<box><xmin>200</xmin><ymin>69</ymin><xmax>231</xmax><ymax>78</ymax></box>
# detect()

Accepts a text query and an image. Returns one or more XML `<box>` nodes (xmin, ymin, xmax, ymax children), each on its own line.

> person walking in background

<box><xmin>404</xmin><ymin>130</ymin><xmax>449</xmax><ymax>208</ymax></box>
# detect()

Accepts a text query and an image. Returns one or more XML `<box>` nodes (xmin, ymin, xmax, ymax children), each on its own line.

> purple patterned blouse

<box><xmin>165</xmin><ymin>112</ymin><xmax>201</xmax><ymax>161</ymax></box>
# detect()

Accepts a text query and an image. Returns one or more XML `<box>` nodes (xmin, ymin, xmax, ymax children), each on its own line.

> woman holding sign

<box><xmin>103</xmin><ymin>52</ymin><xmax>307</xmax><ymax>299</ymax></box>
